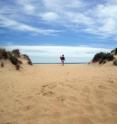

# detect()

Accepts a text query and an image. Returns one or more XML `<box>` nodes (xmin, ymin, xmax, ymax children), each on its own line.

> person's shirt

<box><xmin>60</xmin><ymin>56</ymin><xmax>65</xmax><ymax>60</ymax></box>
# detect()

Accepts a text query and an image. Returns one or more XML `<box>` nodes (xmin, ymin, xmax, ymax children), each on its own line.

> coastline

<box><xmin>33</xmin><ymin>62</ymin><xmax>88</xmax><ymax>64</ymax></box>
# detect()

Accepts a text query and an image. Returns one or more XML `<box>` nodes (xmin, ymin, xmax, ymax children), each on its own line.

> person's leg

<box><xmin>62</xmin><ymin>60</ymin><xmax>64</xmax><ymax>66</ymax></box>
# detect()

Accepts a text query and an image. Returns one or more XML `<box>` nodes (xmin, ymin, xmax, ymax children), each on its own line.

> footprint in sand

<box><xmin>22</xmin><ymin>105</ymin><xmax>33</xmax><ymax>111</ymax></box>
<box><xmin>41</xmin><ymin>84</ymin><xmax>56</xmax><ymax>96</ymax></box>
<box><xmin>42</xmin><ymin>83</ymin><xmax>57</xmax><ymax>89</ymax></box>
<box><xmin>108</xmin><ymin>79</ymin><xmax>115</xmax><ymax>84</ymax></box>
<box><xmin>80</xmin><ymin>86</ymin><xmax>91</xmax><ymax>102</ymax></box>
<box><xmin>42</xmin><ymin>91</ymin><xmax>54</xmax><ymax>96</ymax></box>
<box><xmin>68</xmin><ymin>96</ymin><xmax>78</xmax><ymax>102</ymax></box>
<box><xmin>77</xmin><ymin>117</ymin><xmax>93</xmax><ymax>124</ymax></box>
<box><xmin>66</xmin><ymin>84</ymin><xmax>79</xmax><ymax>91</ymax></box>
<box><xmin>57</xmin><ymin>96</ymin><xmax>65</xmax><ymax>102</ymax></box>
<box><xmin>65</xmin><ymin>116</ymin><xmax>93</xmax><ymax>124</ymax></box>
<box><xmin>82</xmin><ymin>86</ymin><xmax>90</xmax><ymax>94</ymax></box>
<box><xmin>0</xmin><ymin>109</ymin><xmax>4</xmax><ymax>113</ymax></box>
<box><xmin>6</xmin><ymin>122</ymin><xmax>11</xmax><ymax>124</ymax></box>
<box><xmin>42</xmin><ymin>84</ymin><xmax>48</xmax><ymax>88</ymax></box>
<box><xmin>98</xmin><ymin>85</ymin><xmax>107</xmax><ymax>90</ymax></box>
<box><xmin>106</xmin><ymin>102</ymin><xmax>117</xmax><ymax>112</ymax></box>
<box><xmin>25</xmin><ymin>96</ymin><xmax>34</xmax><ymax>100</ymax></box>
<box><xmin>94</xmin><ymin>89</ymin><xmax>105</xmax><ymax>103</ymax></box>
<box><xmin>82</xmin><ymin>104</ymin><xmax>95</xmax><ymax>114</ymax></box>
<box><xmin>103</xmin><ymin>117</ymin><xmax>117</xmax><ymax>124</ymax></box>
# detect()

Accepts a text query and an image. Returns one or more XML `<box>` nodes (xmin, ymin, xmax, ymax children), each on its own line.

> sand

<box><xmin>0</xmin><ymin>64</ymin><xmax>117</xmax><ymax>124</ymax></box>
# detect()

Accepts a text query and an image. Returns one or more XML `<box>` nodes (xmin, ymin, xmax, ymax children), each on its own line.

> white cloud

<box><xmin>42</xmin><ymin>0</ymin><xmax>117</xmax><ymax>38</ymax></box>
<box><xmin>66</xmin><ymin>12</ymin><xmax>94</xmax><ymax>26</ymax></box>
<box><xmin>40</xmin><ymin>12</ymin><xmax>59</xmax><ymax>21</ymax></box>
<box><xmin>17</xmin><ymin>0</ymin><xmax>35</xmax><ymax>14</ymax></box>
<box><xmin>84</xmin><ymin>4</ymin><xmax>117</xmax><ymax>37</ymax></box>
<box><xmin>0</xmin><ymin>15</ymin><xmax>58</xmax><ymax>35</ymax></box>
<box><xmin>43</xmin><ymin>0</ymin><xmax>84</xmax><ymax>11</ymax></box>
<box><xmin>4</xmin><ymin>45</ymin><xmax>111</xmax><ymax>63</ymax></box>
<box><xmin>1</xmin><ymin>0</ymin><xmax>117</xmax><ymax>38</ymax></box>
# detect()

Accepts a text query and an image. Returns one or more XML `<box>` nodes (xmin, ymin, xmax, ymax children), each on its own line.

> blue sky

<box><xmin>0</xmin><ymin>0</ymin><xmax>117</xmax><ymax>63</ymax></box>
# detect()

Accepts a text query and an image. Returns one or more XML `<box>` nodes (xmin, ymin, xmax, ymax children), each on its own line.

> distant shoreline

<box><xmin>33</xmin><ymin>62</ymin><xmax>88</xmax><ymax>64</ymax></box>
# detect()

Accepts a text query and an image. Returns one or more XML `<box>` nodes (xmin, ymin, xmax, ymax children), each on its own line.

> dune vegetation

<box><xmin>0</xmin><ymin>48</ymin><xmax>32</xmax><ymax>70</ymax></box>
<box><xmin>92</xmin><ymin>48</ymin><xmax>117</xmax><ymax>66</ymax></box>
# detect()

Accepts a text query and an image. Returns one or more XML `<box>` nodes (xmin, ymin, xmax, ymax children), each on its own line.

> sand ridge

<box><xmin>0</xmin><ymin>64</ymin><xmax>117</xmax><ymax>124</ymax></box>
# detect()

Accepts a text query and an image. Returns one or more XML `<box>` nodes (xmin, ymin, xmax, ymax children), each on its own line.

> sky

<box><xmin>0</xmin><ymin>0</ymin><xmax>117</xmax><ymax>63</ymax></box>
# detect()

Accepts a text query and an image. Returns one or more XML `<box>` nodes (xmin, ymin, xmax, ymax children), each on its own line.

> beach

<box><xmin>0</xmin><ymin>64</ymin><xmax>117</xmax><ymax>124</ymax></box>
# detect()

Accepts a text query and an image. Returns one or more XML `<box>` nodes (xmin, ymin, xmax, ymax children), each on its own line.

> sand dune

<box><xmin>0</xmin><ymin>64</ymin><xmax>117</xmax><ymax>124</ymax></box>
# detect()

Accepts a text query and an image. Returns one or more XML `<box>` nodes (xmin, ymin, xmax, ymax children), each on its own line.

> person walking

<box><xmin>60</xmin><ymin>54</ymin><xmax>65</xmax><ymax>66</ymax></box>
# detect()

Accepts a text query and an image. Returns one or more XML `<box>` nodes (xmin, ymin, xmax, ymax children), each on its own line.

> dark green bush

<box><xmin>105</xmin><ymin>53</ymin><xmax>114</xmax><ymax>61</ymax></box>
<box><xmin>0</xmin><ymin>48</ymin><xmax>32</xmax><ymax>70</ymax></box>
<box><xmin>0</xmin><ymin>49</ymin><xmax>8</xmax><ymax>59</ymax></box>
<box><xmin>12</xmin><ymin>49</ymin><xmax>20</xmax><ymax>57</ymax></box>
<box><xmin>92</xmin><ymin>52</ymin><xmax>114</xmax><ymax>63</ymax></box>
<box><xmin>27</xmin><ymin>60</ymin><xmax>32</xmax><ymax>65</ymax></box>
<box><xmin>92</xmin><ymin>52</ymin><xmax>105</xmax><ymax>62</ymax></box>
<box><xmin>9</xmin><ymin>56</ymin><xmax>22</xmax><ymax>70</ymax></box>
<box><xmin>7</xmin><ymin>51</ymin><xmax>12</xmax><ymax>58</ymax></box>
<box><xmin>9</xmin><ymin>56</ymin><xmax>21</xmax><ymax>65</ymax></box>
<box><xmin>99</xmin><ymin>59</ymin><xmax>106</xmax><ymax>64</ymax></box>
<box><xmin>23</xmin><ymin>54</ymin><xmax>33</xmax><ymax>65</ymax></box>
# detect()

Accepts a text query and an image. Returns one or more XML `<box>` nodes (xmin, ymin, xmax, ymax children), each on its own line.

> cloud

<box><xmin>0</xmin><ymin>0</ymin><xmax>60</xmax><ymax>36</ymax></box>
<box><xmin>0</xmin><ymin>15</ymin><xmax>58</xmax><ymax>35</ymax></box>
<box><xmin>66</xmin><ymin>12</ymin><xmax>94</xmax><ymax>26</ymax></box>
<box><xmin>4</xmin><ymin>45</ymin><xmax>111</xmax><ymax>63</ymax></box>
<box><xmin>43</xmin><ymin>0</ymin><xmax>84</xmax><ymax>11</ymax></box>
<box><xmin>17</xmin><ymin>0</ymin><xmax>35</xmax><ymax>14</ymax></box>
<box><xmin>84</xmin><ymin>4</ymin><xmax>117</xmax><ymax>37</ymax></box>
<box><xmin>40</xmin><ymin>12</ymin><xmax>59</xmax><ymax>21</ymax></box>
<box><xmin>42</xmin><ymin>0</ymin><xmax>117</xmax><ymax>38</ymax></box>
<box><xmin>1</xmin><ymin>0</ymin><xmax>117</xmax><ymax>38</ymax></box>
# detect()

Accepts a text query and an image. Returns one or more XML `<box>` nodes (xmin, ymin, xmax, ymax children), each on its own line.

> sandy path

<box><xmin>0</xmin><ymin>64</ymin><xmax>117</xmax><ymax>124</ymax></box>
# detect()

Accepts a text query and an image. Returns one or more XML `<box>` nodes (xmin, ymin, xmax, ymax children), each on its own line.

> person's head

<box><xmin>62</xmin><ymin>54</ymin><xmax>64</xmax><ymax>57</ymax></box>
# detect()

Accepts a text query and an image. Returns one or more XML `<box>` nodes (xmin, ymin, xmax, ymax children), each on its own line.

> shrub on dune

<box><xmin>23</xmin><ymin>54</ymin><xmax>33</xmax><ymax>65</ymax></box>
<box><xmin>92</xmin><ymin>52</ymin><xmax>114</xmax><ymax>64</ymax></box>
<box><xmin>12</xmin><ymin>49</ymin><xmax>20</xmax><ymax>57</ymax></box>
<box><xmin>99</xmin><ymin>59</ymin><xmax>106</xmax><ymax>64</ymax></box>
<box><xmin>9</xmin><ymin>56</ymin><xmax>22</xmax><ymax>70</ymax></box>
<box><xmin>92</xmin><ymin>52</ymin><xmax>104</xmax><ymax>63</ymax></box>
<box><xmin>0</xmin><ymin>49</ymin><xmax>8</xmax><ymax>59</ymax></box>
<box><xmin>0</xmin><ymin>48</ymin><xmax>32</xmax><ymax>70</ymax></box>
<box><xmin>9</xmin><ymin>56</ymin><xmax>21</xmax><ymax>65</ymax></box>
<box><xmin>27</xmin><ymin>59</ymin><xmax>33</xmax><ymax>65</ymax></box>
<box><xmin>7</xmin><ymin>51</ymin><xmax>12</xmax><ymax>58</ymax></box>
<box><xmin>111</xmin><ymin>48</ymin><xmax>117</xmax><ymax>55</ymax></box>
